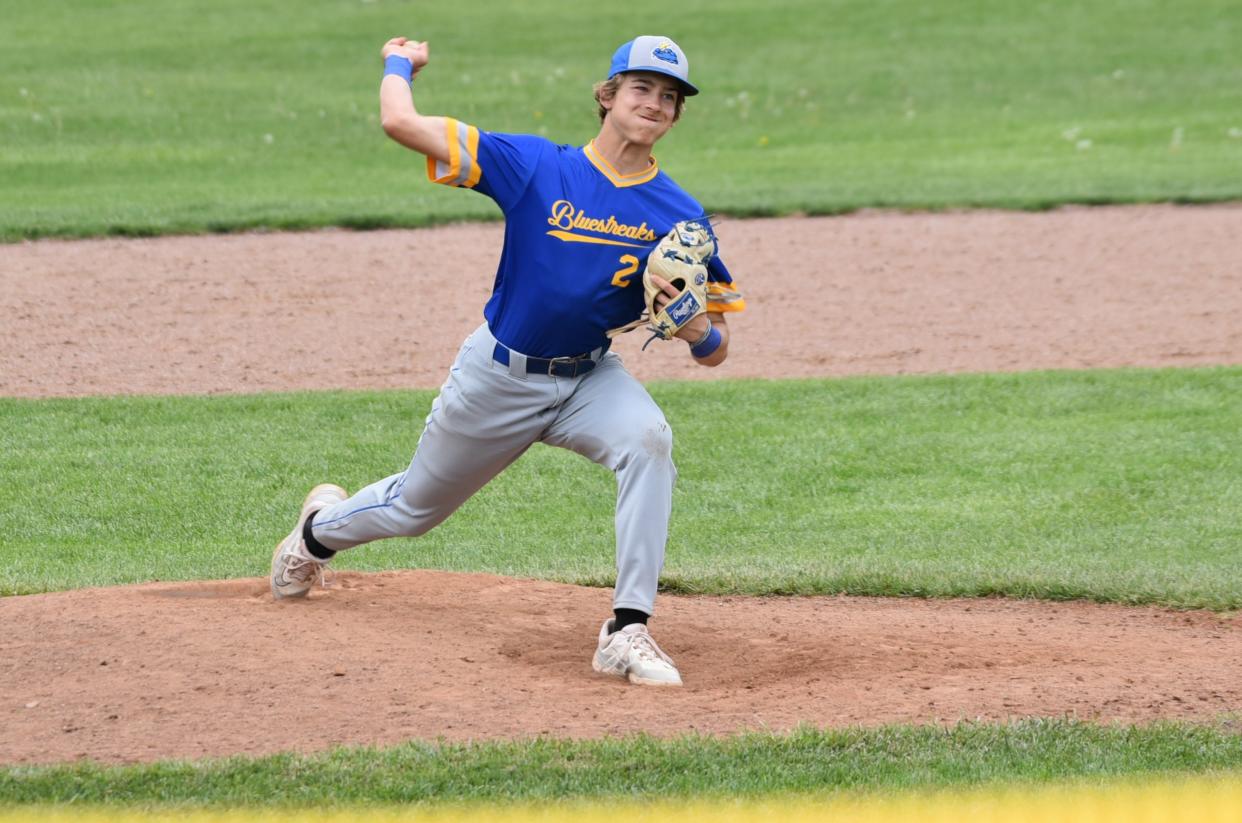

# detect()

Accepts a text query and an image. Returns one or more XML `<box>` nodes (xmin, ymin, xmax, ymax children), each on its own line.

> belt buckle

<box><xmin>545</xmin><ymin>355</ymin><xmax>579</xmax><ymax>377</ymax></box>
<box><xmin>547</xmin><ymin>353</ymin><xmax>595</xmax><ymax>377</ymax></box>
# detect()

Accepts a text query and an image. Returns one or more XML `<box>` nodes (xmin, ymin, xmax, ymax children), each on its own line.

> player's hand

<box><xmin>381</xmin><ymin>37</ymin><xmax>430</xmax><ymax>71</ymax></box>
<box><xmin>648</xmin><ymin>273</ymin><xmax>711</xmax><ymax>343</ymax></box>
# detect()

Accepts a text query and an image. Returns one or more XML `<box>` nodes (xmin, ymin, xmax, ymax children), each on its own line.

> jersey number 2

<box><xmin>611</xmin><ymin>255</ymin><xmax>640</xmax><ymax>288</ymax></box>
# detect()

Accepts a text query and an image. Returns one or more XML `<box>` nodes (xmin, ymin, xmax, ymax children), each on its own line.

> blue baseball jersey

<box><xmin>426</xmin><ymin>119</ymin><xmax>745</xmax><ymax>358</ymax></box>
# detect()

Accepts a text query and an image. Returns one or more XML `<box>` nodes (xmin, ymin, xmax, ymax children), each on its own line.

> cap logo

<box><xmin>652</xmin><ymin>41</ymin><xmax>679</xmax><ymax>65</ymax></box>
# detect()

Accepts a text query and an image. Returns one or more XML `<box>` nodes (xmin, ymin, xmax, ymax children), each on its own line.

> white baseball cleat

<box><xmin>270</xmin><ymin>483</ymin><xmax>348</xmax><ymax>600</ymax></box>
<box><xmin>592</xmin><ymin>619</ymin><xmax>683</xmax><ymax>687</ymax></box>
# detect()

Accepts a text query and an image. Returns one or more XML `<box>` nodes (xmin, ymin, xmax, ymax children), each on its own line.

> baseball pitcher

<box><xmin>271</xmin><ymin>34</ymin><xmax>746</xmax><ymax>686</ymax></box>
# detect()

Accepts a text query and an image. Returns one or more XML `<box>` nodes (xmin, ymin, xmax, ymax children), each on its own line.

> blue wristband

<box><xmin>384</xmin><ymin>54</ymin><xmax>414</xmax><ymax>82</ymax></box>
<box><xmin>690</xmin><ymin>325</ymin><xmax>723</xmax><ymax>358</ymax></box>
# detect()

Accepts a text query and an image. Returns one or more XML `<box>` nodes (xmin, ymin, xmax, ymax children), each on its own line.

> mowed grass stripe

<box><xmin>1</xmin><ymin>721</ymin><xmax>1241</xmax><ymax>806</ymax></box>
<box><xmin>1</xmin><ymin>367</ymin><xmax>1239</xmax><ymax>609</ymax></box>
<box><xmin>3</xmin><ymin>0</ymin><xmax>1242</xmax><ymax>240</ymax></box>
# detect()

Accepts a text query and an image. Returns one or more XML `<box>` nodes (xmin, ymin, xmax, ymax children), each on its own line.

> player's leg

<box><xmin>272</xmin><ymin>326</ymin><xmax>557</xmax><ymax>597</ymax></box>
<box><xmin>313</xmin><ymin>326</ymin><xmax>559</xmax><ymax>547</ymax></box>
<box><xmin>540</xmin><ymin>353</ymin><xmax>682</xmax><ymax>685</ymax></box>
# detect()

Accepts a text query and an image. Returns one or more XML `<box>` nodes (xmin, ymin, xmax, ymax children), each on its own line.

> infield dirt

<box><xmin>1</xmin><ymin>205</ymin><xmax>1239</xmax><ymax>764</ymax></box>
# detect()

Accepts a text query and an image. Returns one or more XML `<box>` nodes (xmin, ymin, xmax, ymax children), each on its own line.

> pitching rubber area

<box><xmin>3</xmin><ymin>774</ymin><xmax>1241</xmax><ymax>822</ymax></box>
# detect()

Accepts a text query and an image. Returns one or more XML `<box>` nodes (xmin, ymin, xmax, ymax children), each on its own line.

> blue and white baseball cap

<box><xmin>608</xmin><ymin>35</ymin><xmax>699</xmax><ymax>96</ymax></box>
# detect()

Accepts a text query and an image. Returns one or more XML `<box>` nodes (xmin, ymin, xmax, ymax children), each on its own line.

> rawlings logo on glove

<box><xmin>607</xmin><ymin>219</ymin><xmax>716</xmax><ymax>346</ymax></box>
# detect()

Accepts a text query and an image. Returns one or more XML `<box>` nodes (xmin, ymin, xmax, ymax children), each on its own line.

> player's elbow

<box><xmin>381</xmin><ymin>112</ymin><xmax>412</xmax><ymax>140</ymax></box>
<box><xmin>382</xmin><ymin>114</ymin><xmax>443</xmax><ymax>159</ymax></box>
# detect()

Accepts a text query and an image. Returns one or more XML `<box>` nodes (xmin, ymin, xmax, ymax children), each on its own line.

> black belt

<box><xmin>492</xmin><ymin>341</ymin><xmax>608</xmax><ymax>378</ymax></box>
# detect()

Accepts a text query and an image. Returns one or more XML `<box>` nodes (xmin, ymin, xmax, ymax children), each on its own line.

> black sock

<box><xmin>613</xmin><ymin>608</ymin><xmax>649</xmax><ymax>633</ymax></box>
<box><xmin>302</xmin><ymin>512</ymin><xmax>336</xmax><ymax>560</ymax></box>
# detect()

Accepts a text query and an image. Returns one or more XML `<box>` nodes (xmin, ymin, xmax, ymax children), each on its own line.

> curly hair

<box><xmin>593</xmin><ymin>74</ymin><xmax>686</xmax><ymax>124</ymax></box>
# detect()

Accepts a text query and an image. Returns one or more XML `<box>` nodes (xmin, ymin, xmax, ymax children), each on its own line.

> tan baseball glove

<box><xmin>607</xmin><ymin>219</ymin><xmax>716</xmax><ymax>344</ymax></box>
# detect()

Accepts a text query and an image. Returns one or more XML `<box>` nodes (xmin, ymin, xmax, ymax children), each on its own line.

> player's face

<box><xmin>608</xmin><ymin>72</ymin><xmax>680</xmax><ymax>145</ymax></box>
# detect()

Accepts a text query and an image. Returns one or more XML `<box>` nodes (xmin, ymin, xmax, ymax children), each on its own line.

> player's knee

<box><xmin>404</xmin><ymin>519</ymin><xmax>435</xmax><ymax>538</ymax></box>
<box><xmin>619</xmin><ymin>418</ymin><xmax>674</xmax><ymax>464</ymax></box>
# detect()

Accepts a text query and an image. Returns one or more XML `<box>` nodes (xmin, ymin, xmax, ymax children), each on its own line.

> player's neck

<box><xmin>591</xmin><ymin>128</ymin><xmax>655</xmax><ymax>177</ymax></box>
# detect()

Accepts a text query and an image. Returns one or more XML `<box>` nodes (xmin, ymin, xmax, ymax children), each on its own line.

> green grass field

<box><xmin>2</xmin><ymin>368</ymin><xmax>1239</xmax><ymax>608</ymax></box>
<box><xmin>2</xmin><ymin>0</ymin><xmax>1241</xmax><ymax>240</ymax></box>
<box><xmin>4</xmin><ymin>369</ymin><xmax>1240</xmax><ymax>805</ymax></box>
<box><xmin>3</xmin><ymin>721</ymin><xmax>1241</xmax><ymax>806</ymax></box>
<box><xmin>3</xmin><ymin>0</ymin><xmax>1241</xmax><ymax>812</ymax></box>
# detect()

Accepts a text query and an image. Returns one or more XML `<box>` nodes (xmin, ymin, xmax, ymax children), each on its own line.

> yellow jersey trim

<box><xmin>464</xmin><ymin>125</ymin><xmax>482</xmax><ymax>188</ymax></box>
<box><xmin>584</xmin><ymin>141</ymin><xmax>659</xmax><ymax>188</ymax></box>
<box><xmin>708</xmin><ymin>298</ymin><xmax>747</xmax><ymax>313</ymax></box>
<box><xmin>425</xmin><ymin>118</ymin><xmax>481</xmax><ymax>188</ymax></box>
<box><xmin>425</xmin><ymin>155</ymin><xmax>449</xmax><ymax>184</ymax></box>
<box><xmin>707</xmin><ymin>281</ymin><xmax>747</xmax><ymax>313</ymax></box>
<box><xmin>425</xmin><ymin>118</ymin><xmax>458</xmax><ymax>184</ymax></box>
<box><xmin>447</xmin><ymin>119</ymin><xmax>462</xmax><ymax>181</ymax></box>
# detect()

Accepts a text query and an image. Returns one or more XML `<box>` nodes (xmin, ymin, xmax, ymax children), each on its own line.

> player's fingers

<box><xmin>651</xmin><ymin>283</ymin><xmax>673</xmax><ymax>310</ymax></box>
<box><xmin>381</xmin><ymin>37</ymin><xmax>408</xmax><ymax>57</ymax></box>
<box><xmin>648</xmin><ymin>273</ymin><xmax>679</xmax><ymax>297</ymax></box>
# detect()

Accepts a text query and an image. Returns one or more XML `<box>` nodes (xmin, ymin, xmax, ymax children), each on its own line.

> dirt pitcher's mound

<box><xmin>2</xmin><ymin>570</ymin><xmax>1239</xmax><ymax>765</ymax></box>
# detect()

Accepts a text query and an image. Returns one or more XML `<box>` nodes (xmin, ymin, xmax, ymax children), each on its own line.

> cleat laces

<box><xmin>624</xmin><ymin>629</ymin><xmax>675</xmax><ymax>668</ymax></box>
<box><xmin>282</xmin><ymin>551</ymin><xmax>325</xmax><ymax>588</ymax></box>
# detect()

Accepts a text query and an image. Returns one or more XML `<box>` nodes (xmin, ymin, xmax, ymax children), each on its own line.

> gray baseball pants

<box><xmin>310</xmin><ymin>323</ymin><xmax>676</xmax><ymax>614</ymax></box>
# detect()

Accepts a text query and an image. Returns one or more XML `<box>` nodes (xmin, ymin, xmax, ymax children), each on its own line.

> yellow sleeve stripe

<box><xmin>425</xmin><ymin>118</ymin><xmax>459</xmax><ymax>184</ymax></box>
<box><xmin>424</xmin><ymin>118</ymin><xmax>481</xmax><ymax>188</ymax></box>
<box><xmin>707</xmin><ymin>281</ymin><xmax>746</xmax><ymax>313</ymax></box>
<box><xmin>464</xmin><ymin>125</ymin><xmax>482</xmax><ymax>188</ymax></box>
<box><xmin>447</xmin><ymin>118</ymin><xmax>462</xmax><ymax>181</ymax></box>
<box><xmin>708</xmin><ymin>298</ymin><xmax>747</xmax><ymax>313</ymax></box>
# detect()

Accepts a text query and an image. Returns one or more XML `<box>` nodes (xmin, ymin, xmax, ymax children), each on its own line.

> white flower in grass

<box><xmin>1076</xmin><ymin>139</ymin><xmax>1092</xmax><ymax>151</ymax></box>
<box><xmin>263</xmin><ymin>133</ymin><xmax>274</xmax><ymax>144</ymax></box>
<box><xmin>1227</xmin><ymin>128</ymin><xmax>1242</xmax><ymax>139</ymax></box>
<box><xmin>1062</xmin><ymin>126</ymin><xmax>1081</xmax><ymax>141</ymax></box>
<box><xmin>1170</xmin><ymin>127</ymin><xmax>1183</xmax><ymax>151</ymax></box>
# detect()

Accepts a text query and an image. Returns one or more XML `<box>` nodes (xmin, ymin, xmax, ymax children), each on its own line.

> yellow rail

<box><xmin>4</xmin><ymin>773</ymin><xmax>1242</xmax><ymax>823</ymax></box>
